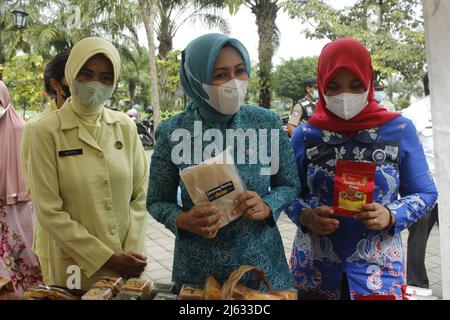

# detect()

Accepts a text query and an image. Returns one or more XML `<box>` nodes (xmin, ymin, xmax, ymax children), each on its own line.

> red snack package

<box><xmin>333</xmin><ymin>160</ymin><xmax>377</xmax><ymax>218</ymax></box>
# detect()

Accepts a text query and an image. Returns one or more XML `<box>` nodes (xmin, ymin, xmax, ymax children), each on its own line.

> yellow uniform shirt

<box><xmin>28</xmin><ymin>104</ymin><xmax>149</xmax><ymax>289</ymax></box>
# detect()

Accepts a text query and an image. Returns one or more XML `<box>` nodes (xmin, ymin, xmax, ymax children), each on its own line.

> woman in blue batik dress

<box><xmin>286</xmin><ymin>38</ymin><xmax>438</xmax><ymax>300</ymax></box>
<box><xmin>147</xmin><ymin>33</ymin><xmax>299</xmax><ymax>292</ymax></box>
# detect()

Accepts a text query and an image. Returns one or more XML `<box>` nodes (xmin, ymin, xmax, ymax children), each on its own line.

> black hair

<box><xmin>423</xmin><ymin>72</ymin><xmax>430</xmax><ymax>96</ymax></box>
<box><xmin>44</xmin><ymin>52</ymin><xmax>70</xmax><ymax>97</ymax></box>
<box><xmin>373</xmin><ymin>80</ymin><xmax>384</xmax><ymax>90</ymax></box>
<box><xmin>303</xmin><ymin>77</ymin><xmax>317</xmax><ymax>91</ymax></box>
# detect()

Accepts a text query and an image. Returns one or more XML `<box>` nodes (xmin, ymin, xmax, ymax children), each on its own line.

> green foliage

<box><xmin>286</xmin><ymin>0</ymin><xmax>425</xmax><ymax>98</ymax></box>
<box><xmin>273</xmin><ymin>56</ymin><xmax>318</xmax><ymax>105</ymax></box>
<box><xmin>3</xmin><ymin>53</ymin><xmax>50</xmax><ymax>114</ymax></box>
<box><xmin>160</xmin><ymin>109</ymin><xmax>183</xmax><ymax>121</ymax></box>
<box><xmin>157</xmin><ymin>50</ymin><xmax>184</xmax><ymax>111</ymax></box>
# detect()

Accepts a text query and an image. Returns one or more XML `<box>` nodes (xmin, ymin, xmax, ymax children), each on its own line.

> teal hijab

<box><xmin>180</xmin><ymin>33</ymin><xmax>251</xmax><ymax>123</ymax></box>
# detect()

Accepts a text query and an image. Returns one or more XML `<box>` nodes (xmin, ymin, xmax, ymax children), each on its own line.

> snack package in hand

<box><xmin>333</xmin><ymin>160</ymin><xmax>377</xmax><ymax>217</ymax></box>
<box><xmin>180</xmin><ymin>148</ymin><xmax>246</xmax><ymax>228</ymax></box>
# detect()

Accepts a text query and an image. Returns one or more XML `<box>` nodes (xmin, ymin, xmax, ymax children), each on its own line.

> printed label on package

<box><xmin>206</xmin><ymin>181</ymin><xmax>235</xmax><ymax>201</ymax></box>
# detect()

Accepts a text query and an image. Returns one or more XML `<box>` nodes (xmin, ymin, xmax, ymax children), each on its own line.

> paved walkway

<box><xmin>143</xmin><ymin>151</ymin><xmax>442</xmax><ymax>299</ymax></box>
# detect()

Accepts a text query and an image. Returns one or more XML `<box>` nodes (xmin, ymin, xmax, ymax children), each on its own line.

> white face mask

<box><xmin>0</xmin><ymin>105</ymin><xmax>9</xmax><ymax>119</ymax></box>
<box><xmin>324</xmin><ymin>89</ymin><xmax>369</xmax><ymax>120</ymax></box>
<box><xmin>202</xmin><ymin>79</ymin><xmax>248</xmax><ymax>115</ymax></box>
<box><xmin>72</xmin><ymin>80</ymin><xmax>115</xmax><ymax>108</ymax></box>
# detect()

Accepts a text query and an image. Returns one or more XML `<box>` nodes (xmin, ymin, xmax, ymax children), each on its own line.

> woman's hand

<box><xmin>299</xmin><ymin>206</ymin><xmax>340</xmax><ymax>236</ymax></box>
<box><xmin>105</xmin><ymin>251</ymin><xmax>147</xmax><ymax>278</ymax></box>
<box><xmin>233</xmin><ymin>191</ymin><xmax>272</xmax><ymax>221</ymax></box>
<box><xmin>354</xmin><ymin>203</ymin><xmax>394</xmax><ymax>231</ymax></box>
<box><xmin>176</xmin><ymin>204</ymin><xmax>223</xmax><ymax>239</ymax></box>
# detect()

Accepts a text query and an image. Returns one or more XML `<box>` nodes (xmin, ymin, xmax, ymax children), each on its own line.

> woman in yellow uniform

<box><xmin>28</xmin><ymin>37</ymin><xmax>149</xmax><ymax>289</ymax></box>
<box><xmin>21</xmin><ymin>52</ymin><xmax>70</xmax><ymax>284</ymax></box>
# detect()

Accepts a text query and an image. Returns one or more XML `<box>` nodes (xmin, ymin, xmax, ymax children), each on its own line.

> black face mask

<box><xmin>61</xmin><ymin>85</ymin><xmax>71</xmax><ymax>99</ymax></box>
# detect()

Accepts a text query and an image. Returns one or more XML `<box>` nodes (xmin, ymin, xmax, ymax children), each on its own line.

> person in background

<box><xmin>286</xmin><ymin>38</ymin><xmax>437</xmax><ymax>300</ymax></box>
<box><xmin>147</xmin><ymin>33</ymin><xmax>299</xmax><ymax>291</ymax></box>
<box><xmin>27</xmin><ymin>37</ymin><xmax>148</xmax><ymax>289</ymax></box>
<box><xmin>286</xmin><ymin>77</ymin><xmax>318</xmax><ymax>137</ymax></box>
<box><xmin>0</xmin><ymin>80</ymin><xmax>43</xmax><ymax>295</ymax></box>
<box><xmin>44</xmin><ymin>52</ymin><xmax>71</xmax><ymax>110</ymax></box>
<box><xmin>20</xmin><ymin>52</ymin><xmax>70</xmax><ymax>283</ymax></box>
<box><xmin>373</xmin><ymin>80</ymin><xmax>395</xmax><ymax>112</ymax></box>
<box><xmin>402</xmin><ymin>72</ymin><xmax>439</xmax><ymax>292</ymax></box>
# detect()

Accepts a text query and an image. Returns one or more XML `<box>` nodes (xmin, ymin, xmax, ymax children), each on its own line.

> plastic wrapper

<box><xmin>178</xmin><ymin>284</ymin><xmax>204</xmax><ymax>300</ymax></box>
<box><xmin>333</xmin><ymin>160</ymin><xmax>376</xmax><ymax>217</ymax></box>
<box><xmin>221</xmin><ymin>265</ymin><xmax>297</xmax><ymax>300</ymax></box>
<box><xmin>122</xmin><ymin>278</ymin><xmax>153</xmax><ymax>299</ymax></box>
<box><xmin>0</xmin><ymin>277</ymin><xmax>14</xmax><ymax>292</ymax></box>
<box><xmin>114</xmin><ymin>291</ymin><xmax>142</xmax><ymax>300</ymax></box>
<box><xmin>180</xmin><ymin>148</ymin><xmax>246</xmax><ymax>229</ymax></box>
<box><xmin>153</xmin><ymin>292</ymin><xmax>178</xmax><ymax>300</ymax></box>
<box><xmin>23</xmin><ymin>285</ymin><xmax>80</xmax><ymax>300</ymax></box>
<box><xmin>93</xmin><ymin>276</ymin><xmax>123</xmax><ymax>296</ymax></box>
<box><xmin>150</xmin><ymin>281</ymin><xmax>175</xmax><ymax>299</ymax></box>
<box><xmin>81</xmin><ymin>287</ymin><xmax>114</xmax><ymax>300</ymax></box>
<box><xmin>204</xmin><ymin>276</ymin><xmax>222</xmax><ymax>300</ymax></box>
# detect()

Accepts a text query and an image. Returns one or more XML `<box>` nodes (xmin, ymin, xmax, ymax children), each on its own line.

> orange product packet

<box><xmin>333</xmin><ymin>160</ymin><xmax>377</xmax><ymax>218</ymax></box>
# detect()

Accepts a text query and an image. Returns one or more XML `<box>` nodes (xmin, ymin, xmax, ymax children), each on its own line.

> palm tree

<box><xmin>139</xmin><ymin>0</ymin><xmax>161</xmax><ymax>127</ymax></box>
<box><xmin>246</xmin><ymin>0</ymin><xmax>281</xmax><ymax>109</ymax></box>
<box><xmin>223</xmin><ymin>0</ymin><xmax>283</xmax><ymax>108</ymax></box>
<box><xmin>156</xmin><ymin>0</ymin><xmax>230</xmax><ymax>59</ymax></box>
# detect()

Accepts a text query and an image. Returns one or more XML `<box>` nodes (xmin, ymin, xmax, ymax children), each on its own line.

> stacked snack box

<box><xmin>115</xmin><ymin>278</ymin><xmax>153</xmax><ymax>300</ymax></box>
<box><xmin>178</xmin><ymin>284</ymin><xmax>205</xmax><ymax>300</ymax></box>
<box><xmin>149</xmin><ymin>281</ymin><xmax>175</xmax><ymax>300</ymax></box>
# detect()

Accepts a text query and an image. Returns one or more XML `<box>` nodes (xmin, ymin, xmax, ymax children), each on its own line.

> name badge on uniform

<box><xmin>58</xmin><ymin>149</ymin><xmax>83</xmax><ymax>157</ymax></box>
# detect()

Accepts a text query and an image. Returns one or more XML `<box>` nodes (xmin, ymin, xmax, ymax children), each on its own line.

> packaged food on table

<box><xmin>93</xmin><ymin>276</ymin><xmax>123</xmax><ymax>296</ymax></box>
<box><xmin>180</xmin><ymin>147</ymin><xmax>246</xmax><ymax>230</ymax></box>
<box><xmin>114</xmin><ymin>291</ymin><xmax>142</xmax><ymax>301</ymax></box>
<box><xmin>23</xmin><ymin>285</ymin><xmax>80</xmax><ymax>300</ymax></box>
<box><xmin>204</xmin><ymin>276</ymin><xmax>222</xmax><ymax>300</ymax></box>
<box><xmin>153</xmin><ymin>292</ymin><xmax>178</xmax><ymax>300</ymax></box>
<box><xmin>243</xmin><ymin>291</ymin><xmax>283</xmax><ymax>300</ymax></box>
<box><xmin>81</xmin><ymin>287</ymin><xmax>114</xmax><ymax>300</ymax></box>
<box><xmin>178</xmin><ymin>284</ymin><xmax>204</xmax><ymax>300</ymax></box>
<box><xmin>269</xmin><ymin>289</ymin><xmax>298</xmax><ymax>300</ymax></box>
<box><xmin>0</xmin><ymin>277</ymin><xmax>14</xmax><ymax>292</ymax></box>
<box><xmin>150</xmin><ymin>281</ymin><xmax>175</xmax><ymax>299</ymax></box>
<box><xmin>333</xmin><ymin>160</ymin><xmax>376</xmax><ymax>217</ymax></box>
<box><xmin>122</xmin><ymin>278</ymin><xmax>153</xmax><ymax>299</ymax></box>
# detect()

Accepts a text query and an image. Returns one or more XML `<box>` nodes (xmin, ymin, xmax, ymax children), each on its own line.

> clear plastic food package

<box><xmin>178</xmin><ymin>284</ymin><xmax>204</xmax><ymax>300</ymax></box>
<box><xmin>180</xmin><ymin>148</ymin><xmax>246</xmax><ymax>228</ymax></box>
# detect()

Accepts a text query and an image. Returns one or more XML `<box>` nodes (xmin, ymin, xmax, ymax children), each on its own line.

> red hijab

<box><xmin>308</xmin><ymin>38</ymin><xmax>400</xmax><ymax>133</ymax></box>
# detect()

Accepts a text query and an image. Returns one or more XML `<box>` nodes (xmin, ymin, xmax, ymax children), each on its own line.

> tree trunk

<box><xmin>128</xmin><ymin>79</ymin><xmax>137</xmax><ymax>105</ymax></box>
<box><xmin>251</xmin><ymin>0</ymin><xmax>278</xmax><ymax>109</ymax></box>
<box><xmin>157</xmin><ymin>6</ymin><xmax>173</xmax><ymax>111</ymax></box>
<box><xmin>139</xmin><ymin>0</ymin><xmax>161</xmax><ymax>129</ymax></box>
<box><xmin>157</xmin><ymin>14</ymin><xmax>173</xmax><ymax>59</ymax></box>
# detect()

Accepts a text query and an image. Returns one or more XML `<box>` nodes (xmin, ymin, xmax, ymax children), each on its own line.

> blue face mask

<box><xmin>312</xmin><ymin>90</ymin><xmax>319</xmax><ymax>101</ymax></box>
<box><xmin>374</xmin><ymin>91</ymin><xmax>386</xmax><ymax>103</ymax></box>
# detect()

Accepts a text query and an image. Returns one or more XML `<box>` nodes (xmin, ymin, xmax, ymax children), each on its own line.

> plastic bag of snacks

<box><xmin>221</xmin><ymin>266</ymin><xmax>297</xmax><ymax>300</ymax></box>
<box><xmin>180</xmin><ymin>147</ymin><xmax>246</xmax><ymax>229</ymax></box>
<box><xmin>333</xmin><ymin>160</ymin><xmax>377</xmax><ymax>217</ymax></box>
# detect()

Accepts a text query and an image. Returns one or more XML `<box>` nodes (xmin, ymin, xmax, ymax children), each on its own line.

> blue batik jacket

<box><xmin>286</xmin><ymin>116</ymin><xmax>437</xmax><ymax>300</ymax></box>
<box><xmin>147</xmin><ymin>105</ymin><xmax>299</xmax><ymax>291</ymax></box>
